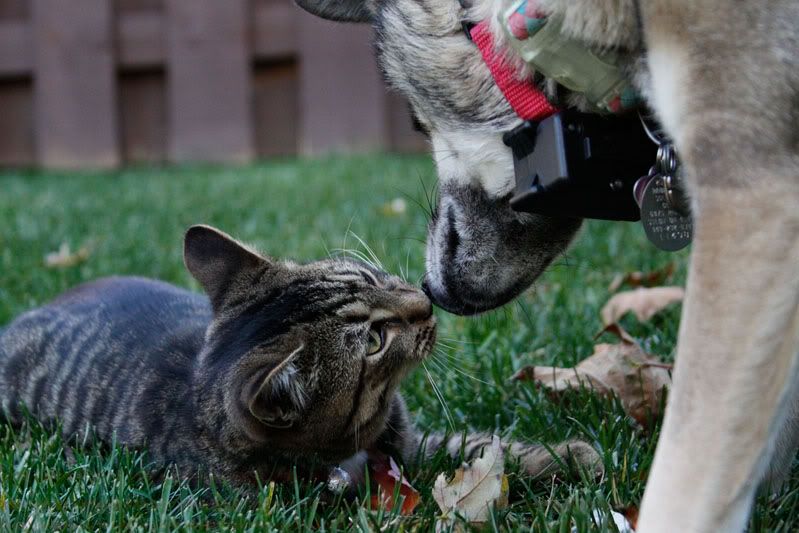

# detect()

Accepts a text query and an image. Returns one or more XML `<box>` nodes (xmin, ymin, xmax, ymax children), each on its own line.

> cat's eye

<box><xmin>366</xmin><ymin>325</ymin><xmax>385</xmax><ymax>355</ymax></box>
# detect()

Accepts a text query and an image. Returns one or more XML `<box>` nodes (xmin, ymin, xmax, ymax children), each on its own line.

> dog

<box><xmin>295</xmin><ymin>0</ymin><xmax>799</xmax><ymax>531</ymax></box>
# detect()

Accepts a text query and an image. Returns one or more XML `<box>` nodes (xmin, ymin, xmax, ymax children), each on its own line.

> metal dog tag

<box><xmin>638</xmin><ymin>173</ymin><xmax>693</xmax><ymax>251</ymax></box>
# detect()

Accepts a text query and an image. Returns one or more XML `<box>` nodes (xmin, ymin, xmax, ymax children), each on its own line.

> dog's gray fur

<box><xmin>296</xmin><ymin>0</ymin><xmax>799</xmax><ymax>530</ymax></box>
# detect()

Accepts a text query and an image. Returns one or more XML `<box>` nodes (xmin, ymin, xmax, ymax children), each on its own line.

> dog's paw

<box><xmin>537</xmin><ymin>0</ymin><xmax>640</xmax><ymax>50</ymax></box>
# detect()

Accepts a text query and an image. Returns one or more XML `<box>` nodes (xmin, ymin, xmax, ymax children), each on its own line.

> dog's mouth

<box><xmin>421</xmin><ymin>278</ymin><xmax>532</xmax><ymax>315</ymax></box>
<box><xmin>424</xmin><ymin>184</ymin><xmax>582</xmax><ymax>316</ymax></box>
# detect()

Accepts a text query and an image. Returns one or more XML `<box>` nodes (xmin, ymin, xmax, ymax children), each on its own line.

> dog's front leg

<box><xmin>637</xmin><ymin>185</ymin><xmax>799</xmax><ymax>532</ymax></box>
<box><xmin>635</xmin><ymin>2</ymin><xmax>799</xmax><ymax>530</ymax></box>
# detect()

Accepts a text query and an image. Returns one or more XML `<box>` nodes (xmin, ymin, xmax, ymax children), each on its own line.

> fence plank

<box><xmin>116</xmin><ymin>0</ymin><xmax>163</xmax><ymax>11</ymax></box>
<box><xmin>165</xmin><ymin>0</ymin><xmax>254</xmax><ymax>163</ymax></box>
<box><xmin>0</xmin><ymin>20</ymin><xmax>31</xmax><ymax>77</ymax></box>
<box><xmin>117</xmin><ymin>11</ymin><xmax>164</xmax><ymax>70</ymax></box>
<box><xmin>254</xmin><ymin>62</ymin><xmax>298</xmax><ymax>157</ymax></box>
<box><xmin>253</xmin><ymin>2</ymin><xmax>296</xmax><ymax>60</ymax></box>
<box><xmin>32</xmin><ymin>0</ymin><xmax>119</xmax><ymax>168</ymax></box>
<box><xmin>0</xmin><ymin>0</ymin><xmax>27</xmax><ymax>19</ymax></box>
<box><xmin>297</xmin><ymin>14</ymin><xmax>388</xmax><ymax>155</ymax></box>
<box><xmin>119</xmin><ymin>71</ymin><xmax>166</xmax><ymax>163</ymax></box>
<box><xmin>0</xmin><ymin>80</ymin><xmax>34</xmax><ymax>166</ymax></box>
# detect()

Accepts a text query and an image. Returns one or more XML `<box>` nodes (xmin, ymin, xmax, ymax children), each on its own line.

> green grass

<box><xmin>0</xmin><ymin>154</ymin><xmax>796</xmax><ymax>531</ymax></box>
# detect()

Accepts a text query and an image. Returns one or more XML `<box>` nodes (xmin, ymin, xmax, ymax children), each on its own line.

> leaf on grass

<box><xmin>512</xmin><ymin>343</ymin><xmax>671</xmax><ymax>426</ymax></box>
<box><xmin>432</xmin><ymin>435</ymin><xmax>508</xmax><ymax>531</ymax></box>
<box><xmin>618</xmin><ymin>505</ymin><xmax>639</xmax><ymax>530</ymax></box>
<box><xmin>594</xmin><ymin>323</ymin><xmax>638</xmax><ymax>346</ymax></box>
<box><xmin>601</xmin><ymin>286</ymin><xmax>685</xmax><ymax>325</ymax></box>
<box><xmin>368</xmin><ymin>453</ymin><xmax>420</xmax><ymax>515</ymax></box>
<box><xmin>44</xmin><ymin>242</ymin><xmax>92</xmax><ymax>269</ymax></box>
<box><xmin>608</xmin><ymin>263</ymin><xmax>675</xmax><ymax>292</ymax></box>
<box><xmin>379</xmin><ymin>198</ymin><xmax>407</xmax><ymax>217</ymax></box>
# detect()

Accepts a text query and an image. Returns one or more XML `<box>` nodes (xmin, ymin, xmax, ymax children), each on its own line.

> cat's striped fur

<box><xmin>0</xmin><ymin>225</ymin><xmax>600</xmax><ymax>486</ymax></box>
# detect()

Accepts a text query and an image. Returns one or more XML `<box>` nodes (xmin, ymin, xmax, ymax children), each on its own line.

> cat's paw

<box><xmin>512</xmin><ymin>439</ymin><xmax>604</xmax><ymax>480</ymax></box>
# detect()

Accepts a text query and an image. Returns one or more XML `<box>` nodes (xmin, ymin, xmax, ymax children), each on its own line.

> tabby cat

<box><xmin>0</xmin><ymin>225</ymin><xmax>600</xmax><ymax>487</ymax></box>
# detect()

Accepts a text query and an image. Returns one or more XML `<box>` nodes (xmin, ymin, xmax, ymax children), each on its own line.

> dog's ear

<box><xmin>294</xmin><ymin>0</ymin><xmax>372</xmax><ymax>23</ymax></box>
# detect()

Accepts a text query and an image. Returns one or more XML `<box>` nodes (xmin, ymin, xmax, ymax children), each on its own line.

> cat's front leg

<box><xmin>429</xmin><ymin>433</ymin><xmax>604</xmax><ymax>481</ymax></box>
<box><xmin>379</xmin><ymin>393</ymin><xmax>603</xmax><ymax>480</ymax></box>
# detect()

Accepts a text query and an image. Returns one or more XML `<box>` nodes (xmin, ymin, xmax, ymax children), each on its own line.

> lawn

<box><xmin>0</xmin><ymin>154</ymin><xmax>796</xmax><ymax>531</ymax></box>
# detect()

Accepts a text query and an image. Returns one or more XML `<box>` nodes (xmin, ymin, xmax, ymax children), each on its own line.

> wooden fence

<box><xmin>0</xmin><ymin>0</ymin><xmax>426</xmax><ymax>169</ymax></box>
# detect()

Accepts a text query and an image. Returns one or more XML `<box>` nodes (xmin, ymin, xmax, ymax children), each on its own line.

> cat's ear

<box><xmin>294</xmin><ymin>0</ymin><xmax>373</xmax><ymax>22</ymax></box>
<box><xmin>184</xmin><ymin>225</ymin><xmax>265</xmax><ymax>308</ymax></box>
<box><xmin>246</xmin><ymin>344</ymin><xmax>306</xmax><ymax>429</ymax></box>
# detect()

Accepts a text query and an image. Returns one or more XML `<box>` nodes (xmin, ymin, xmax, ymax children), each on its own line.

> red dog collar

<box><xmin>469</xmin><ymin>21</ymin><xmax>558</xmax><ymax>122</ymax></box>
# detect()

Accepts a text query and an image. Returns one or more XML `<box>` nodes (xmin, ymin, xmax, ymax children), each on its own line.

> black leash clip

<box><xmin>506</xmin><ymin>111</ymin><xmax>657</xmax><ymax>221</ymax></box>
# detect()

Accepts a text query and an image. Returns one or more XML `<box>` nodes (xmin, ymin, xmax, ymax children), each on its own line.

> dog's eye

<box><xmin>366</xmin><ymin>324</ymin><xmax>385</xmax><ymax>355</ymax></box>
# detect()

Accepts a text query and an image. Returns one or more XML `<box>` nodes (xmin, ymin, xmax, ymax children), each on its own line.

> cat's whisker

<box><xmin>432</xmin><ymin>346</ymin><xmax>464</xmax><ymax>361</ymax></box>
<box><xmin>330</xmin><ymin>248</ymin><xmax>381</xmax><ymax>271</ymax></box>
<box><xmin>434</xmin><ymin>340</ymin><xmax>462</xmax><ymax>352</ymax></box>
<box><xmin>347</xmin><ymin>232</ymin><xmax>385</xmax><ymax>271</ymax></box>
<box><xmin>422</xmin><ymin>361</ymin><xmax>455</xmax><ymax>432</ymax></box>
<box><xmin>418</xmin><ymin>174</ymin><xmax>438</xmax><ymax>222</ymax></box>
<box><xmin>429</xmin><ymin>352</ymin><xmax>492</xmax><ymax>386</ymax></box>
<box><xmin>437</xmin><ymin>337</ymin><xmax>476</xmax><ymax>346</ymax></box>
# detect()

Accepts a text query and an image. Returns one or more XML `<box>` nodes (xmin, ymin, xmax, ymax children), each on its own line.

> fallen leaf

<box><xmin>608</xmin><ymin>263</ymin><xmax>675</xmax><ymax>293</ymax></box>
<box><xmin>619</xmin><ymin>505</ymin><xmax>639</xmax><ymax>530</ymax></box>
<box><xmin>44</xmin><ymin>242</ymin><xmax>92</xmax><ymax>268</ymax></box>
<box><xmin>432</xmin><ymin>435</ymin><xmax>508</xmax><ymax>531</ymax></box>
<box><xmin>601</xmin><ymin>286</ymin><xmax>685</xmax><ymax>325</ymax></box>
<box><xmin>572</xmin><ymin>509</ymin><xmax>636</xmax><ymax>532</ymax></box>
<box><xmin>368</xmin><ymin>453</ymin><xmax>420</xmax><ymax>515</ymax></box>
<box><xmin>379</xmin><ymin>197</ymin><xmax>407</xmax><ymax>216</ymax></box>
<box><xmin>512</xmin><ymin>343</ymin><xmax>671</xmax><ymax>426</ymax></box>
<box><xmin>594</xmin><ymin>323</ymin><xmax>638</xmax><ymax>346</ymax></box>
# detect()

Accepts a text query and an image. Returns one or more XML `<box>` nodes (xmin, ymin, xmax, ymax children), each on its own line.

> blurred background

<box><xmin>0</xmin><ymin>0</ymin><xmax>426</xmax><ymax>169</ymax></box>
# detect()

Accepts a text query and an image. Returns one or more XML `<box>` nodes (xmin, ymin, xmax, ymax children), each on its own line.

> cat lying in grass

<box><xmin>0</xmin><ymin>225</ymin><xmax>600</xmax><ymax>488</ymax></box>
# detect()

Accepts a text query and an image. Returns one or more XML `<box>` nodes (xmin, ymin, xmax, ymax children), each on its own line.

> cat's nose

<box><xmin>397</xmin><ymin>288</ymin><xmax>433</xmax><ymax>323</ymax></box>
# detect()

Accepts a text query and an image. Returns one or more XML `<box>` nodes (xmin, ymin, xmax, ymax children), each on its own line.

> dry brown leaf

<box><xmin>44</xmin><ymin>242</ymin><xmax>92</xmax><ymax>269</ymax></box>
<box><xmin>594</xmin><ymin>323</ymin><xmax>638</xmax><ymax>346</ymax></box>
<box><xmin>367</xmin><ymin>453</ymin><xmax>420</xmax><ymax>515</ymax></box>
<box><xmin>608</xmin><ymin>263</ymin><xmax>675</xmax><ymax>293</ymax></box>
<box><xmin>619</xmin><ymin>505</ymin><xmax>639</xmax><ymax>530</ymax></box>
<box><xmin>601</xmin><ymin>286</ymin><xmax>685</xmax><ymax>325</ymax></box>
<box><xmin>432</xmin><ymin>435</ymin><xmax>508</xmax><ymax>531</ymax></box>
<box><xmin>513</xmin><ymin>343</ymin><xmax>671</xmax><ymax>426</ymax></box>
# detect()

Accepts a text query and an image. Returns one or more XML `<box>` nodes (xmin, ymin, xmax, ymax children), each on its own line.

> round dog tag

<box><xmin>640</xmin><ymin>175</ymin><xmax>693</xmax><ymax>251</ymax></box>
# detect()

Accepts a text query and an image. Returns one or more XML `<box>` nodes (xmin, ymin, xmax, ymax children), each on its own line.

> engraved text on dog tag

<box><xmin>639</xmin><ymin>174</ymin><xmax>693</xmax><ymax>251</ymax></box>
